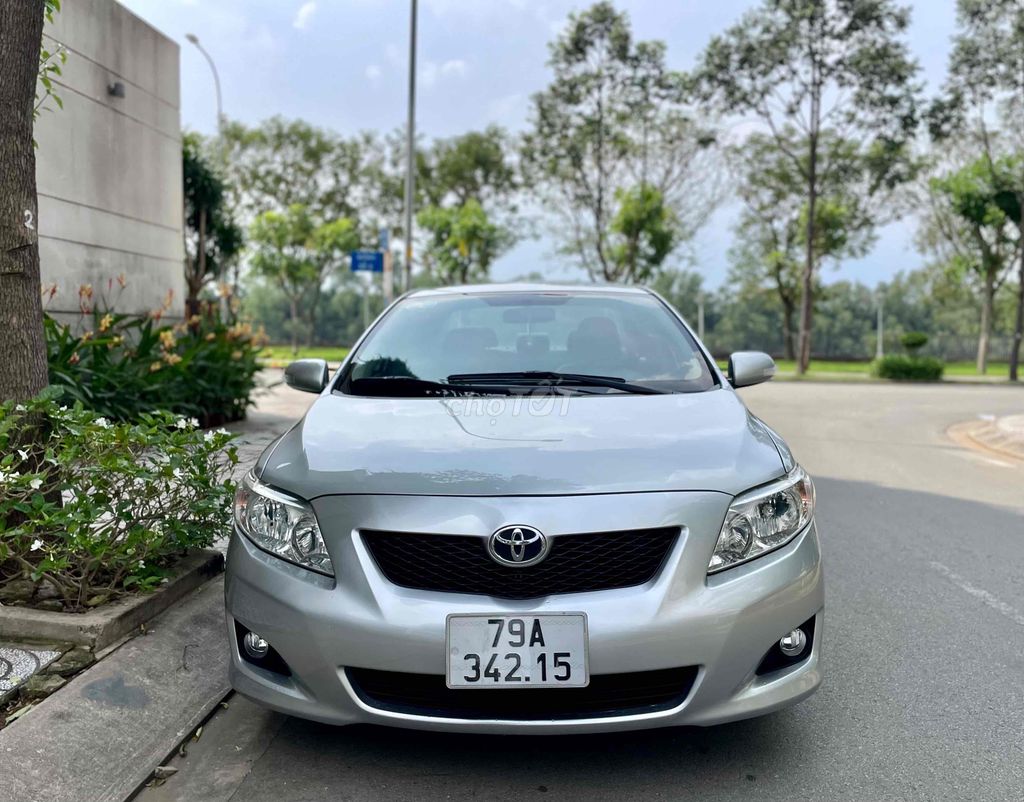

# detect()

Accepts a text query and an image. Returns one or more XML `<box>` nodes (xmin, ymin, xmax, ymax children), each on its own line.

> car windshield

<box><xmin>338</xmin><ymin>290</ymin><xmax>717</xmax><ymax>395</ymax></box>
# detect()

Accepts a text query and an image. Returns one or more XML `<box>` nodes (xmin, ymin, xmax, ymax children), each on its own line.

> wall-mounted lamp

<box><xmin>107</xmin><ymin>81</ymin><xmax>126</xmax><ymax>98</ymax></box>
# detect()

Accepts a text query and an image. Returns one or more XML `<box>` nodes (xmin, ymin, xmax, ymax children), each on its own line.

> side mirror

<box><xmin>727</xmin><ymin>351</ymin><xmax>776</xmax><ymax>388</ymax></box>
<box><xmin>284</xmin><ymin>358</ymin><xmax>330</xmax><ymax>394</ymax></box>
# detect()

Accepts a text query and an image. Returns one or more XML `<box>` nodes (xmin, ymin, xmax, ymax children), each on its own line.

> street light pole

<box><xmin>402</xmin><ymin>0</ymin><xmax>418</xmax><ymax>293</ymax></box>
<box><xmin>185</xmin><ymin>34</ymin><xmax>223</xmax><ymax>135</ymax></box>
<box><xmin>185</xmin><ymin>33</ymin><xmax>230</xmax><ymax>318</ymax></box>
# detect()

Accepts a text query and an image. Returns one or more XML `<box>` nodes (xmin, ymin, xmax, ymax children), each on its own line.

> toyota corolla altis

<box><xmin>225</xmin><ymin>284</ymin><xmax>823</xmax><ymax>733</ymax></box>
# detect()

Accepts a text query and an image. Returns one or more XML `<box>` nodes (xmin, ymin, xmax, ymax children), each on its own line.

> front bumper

<box><xmin>225</xmin><ymin>490</ymin><xmax>823</xmax><ymax>733</ymax></box>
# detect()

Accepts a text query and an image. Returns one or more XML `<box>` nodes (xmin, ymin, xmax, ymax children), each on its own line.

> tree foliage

<box><xmin>692</xmin><ymin>0</ymin><xmax>922</xmax><ymax>372</ymax></box>
<box><xmin>523</xmin><ymin>1</ymin><xmax>720</xmax><ymax>283</ymax></box>
<box><xmin>249</xmin><ymin>205</ymin><xmax>361</xmax><ymax>353</ymax></box>
<box><xmin>183</xmin><ymin>132</ymin><xmax>243</xmax><ymax>317</ymax></box>
<box><xmin>930</xmin><ymin>0</ymin><xmax>1024</xmax><ymax>380</ymax></box>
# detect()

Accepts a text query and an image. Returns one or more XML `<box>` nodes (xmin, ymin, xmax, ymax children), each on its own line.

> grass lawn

<box><xmin>718</xmin><ymin>358</ymin><xmax>1011</xmax><ymax>379</ymax></box>
<box><xmin>260</xmin><ymin>345</ymin><xmax>350</xmax><ymax>366</ymax></box>
<box><xmin>260</xmin><ymin>347</ymin><xmax>1011</xmax><ymax>379</ymax></box>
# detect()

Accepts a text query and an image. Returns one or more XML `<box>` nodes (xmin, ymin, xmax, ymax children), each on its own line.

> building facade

<box><xmin>36</xmin><ymin>0</ymin><xmax>184</xmax><ymax>323</ymax></box>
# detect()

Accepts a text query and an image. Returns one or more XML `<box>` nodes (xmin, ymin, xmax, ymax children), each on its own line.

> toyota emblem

<box><xmin>487</xmin><ymin>525</ymin><xmax>549</xmax><ymax>568</ymax></box>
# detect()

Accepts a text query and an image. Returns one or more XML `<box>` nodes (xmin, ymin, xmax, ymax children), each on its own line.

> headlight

<box><xmin>233</xmin><ymin>471</ymin><xmax>333</xmax><ymax>576</ymax></box>
<box><xmin>708</xmin><ymin>467</ymin><xmax>814</xmax><ymax>574</ymax></box>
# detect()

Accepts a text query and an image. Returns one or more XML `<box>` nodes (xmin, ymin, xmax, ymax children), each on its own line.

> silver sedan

<box><xmin>225</xmin><ymin>284</ymin><xmax>823</xmax><ymax>733</ymax></box>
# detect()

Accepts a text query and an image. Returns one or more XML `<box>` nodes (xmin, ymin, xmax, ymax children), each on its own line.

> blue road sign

<box><xmin>350</xmin><ymin>250</ymin><xmax>384</xmax><ymax>273</ymax></box>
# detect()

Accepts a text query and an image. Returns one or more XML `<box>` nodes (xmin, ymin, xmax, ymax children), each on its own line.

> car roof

<box><xmin>405</xmin><ymin>282</ymin><xmax>653</xmax><ymax>298</ymax></box>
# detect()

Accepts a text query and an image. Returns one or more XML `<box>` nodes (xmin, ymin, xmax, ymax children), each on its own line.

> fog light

<box><xmin>779</xmin><ymin>628</ymin><xmax>807</xmax><ymax>657</ymax></box>
<box><xmin>243</xmin><ymin>631</ymin><xmax>269</xmax><ymax>659</ymax></box>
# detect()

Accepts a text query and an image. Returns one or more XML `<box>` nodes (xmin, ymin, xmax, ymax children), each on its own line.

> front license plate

<box><xmin>446</xmin><ymin>613</ymin><xmax>589</xmax><ymax>689</ymax></box>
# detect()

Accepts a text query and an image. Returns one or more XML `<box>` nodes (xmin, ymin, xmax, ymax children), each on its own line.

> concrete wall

<box><xmin>35</xmin><ymin>0</ymin><xmax>184</xmax><ymax>322</ymax></box>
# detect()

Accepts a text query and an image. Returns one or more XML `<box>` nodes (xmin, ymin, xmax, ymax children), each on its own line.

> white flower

<box><xmin>17</xmin><ymin>449</ymin><xmax>29</xmax><ymax>461</ymax></box>
<box><xmin>216</xmin><ymin>428</ymin><xmax>230</xmax><ymax>436</ymax></box>
<box><xmin>203</xmin><ymin>430</ymin><xmax>215</xmax><ymax>443</ymax></box>
<box><xmin>0</xmin><ymin>470</ymin><xmax>19</xmax><ymax>484</ymax></box>
<box><xmin>59</xmin><ymin>405</ymin><xmax>68</xmax><ymax>412</ymax></box>
<box><xmin>30</xmin><ymin>538</ymin><xmax>43</xmax><ymax>551</ymax></box>
<box><xmin>15</xmin><ymin>404</ymin><xmax>26</xmax><ymax>412</ymax></box>
<box><xmin>95</xmin><ymin>417</ymin><xmax>110</xmax><ymax>428</ymax></box>
<box><xmin>175</xmin><ymin>418</ymin><xmax>188</xmax><ymax>429</ymax></box>
<box><xmin>172</xmin><ymin>468</ymin><xmax>183</xmax><ymax>479</ymax></box>
<box><xmin>138</xmin><ymin>560</ymin><xmax>146</xmax><ymax>569</ymax></box>
<box><xmin>189</xmin><ymin>417</ymin><xmax>200</xmax><ymax>428</ymax></box>
<box><xmin>29</xmin><ymin>478</ymin><xmax>43</xmax><ymax>491</ymax></box>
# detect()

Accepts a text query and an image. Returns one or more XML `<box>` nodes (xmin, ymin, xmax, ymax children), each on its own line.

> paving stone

<box><xmin>0</xmin><ymin>645</ymin><xmax>62</xmax><ymax>702</ymax></box>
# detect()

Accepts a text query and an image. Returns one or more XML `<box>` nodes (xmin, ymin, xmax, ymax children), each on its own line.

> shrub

<box><xmin>900</xmin><ymin>331</ymin><xmax>928</xmax><ymax>353</ymax></box>
<box><xmin>872</xmin><ymin>354</ymin><xmax>944</xmax><ymax>381</ymax></box>
<box><xmin>0</xmin><ymin>389</ymin><xmax>238</xmax><ymax>610</ymax></box>
<box><xmin>46</xmin><ymin>303</ymin><xmax>265</xmax><ymax>426</ymax></box>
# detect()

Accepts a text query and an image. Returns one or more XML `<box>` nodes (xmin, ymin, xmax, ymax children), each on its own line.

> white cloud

<box><xmin>293</xmin><ymin>1</ymin><xmax>317</xmax><ymax>30</ymax></box>
<box><xmin>420</xmin><ymin>58</ymin><xmax>467</xmax><ymax>88</ymax></box>
<box><xmin>365</xmin><ymin>64</ymin><xmax>382</xmax><ymax>82</ymax></box>
<box><xmin>440</xmin><ymin>59</ymin><xmax>467</xmax><ymax>77</ymax></box>
<box><xmin>420</xmin><ymin>60</ymin><xmax>439</xmax><ymax>88</ymax></box>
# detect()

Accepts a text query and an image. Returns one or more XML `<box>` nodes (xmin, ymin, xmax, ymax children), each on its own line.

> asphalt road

<box><xmin>139</xmin><ymin>381</ymin><xmax>1024</xmax><ymax>802</ymax></box>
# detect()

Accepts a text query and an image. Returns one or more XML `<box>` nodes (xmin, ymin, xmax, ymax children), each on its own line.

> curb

<box><xmin>0</xmin><ymin>550</ymin><xmax>223</xmax><ymax>651</ymax></box>
<box><xmin>948</xmin><ymin>416</ymin><xmax>1024</xmax><ymax>462</ymax></box>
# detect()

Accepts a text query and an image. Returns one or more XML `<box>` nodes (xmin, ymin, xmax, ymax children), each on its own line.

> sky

<box><xmin>119</xmin><ymin>0</ymin><xmax>960</xmax><ymax>289</ymax></box>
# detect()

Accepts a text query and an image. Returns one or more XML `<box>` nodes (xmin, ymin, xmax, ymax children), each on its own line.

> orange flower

<box><xmin>205</xmin><ymin>332</ymin><xmax>216</xmax><ymax>342</ymax></box>
<box><xmin>231</xmin><ymin>350</ymin><xmax>242</xmax><ymax>360</ymax></box>
<box><xmin>149</xmin><ymin>361</ymin><xmax>162</xmax><ymax>372</ymax></box>
<box><xmin>80</xmin><ymin>330</ymin><xmax>94</xmax><ymax>343</ymax></box>
<box><xmin>69</xmin><ymin>352</ymin><xmax>81</xmax><ymax>365</ymax></box>
<box><xmin>98</xmin><ymin>314</ymin><xmax>113</xmax><ymax>333</ymax></box>
<box><xmin>163</xmin><ymin>352</ymin><xmax>183</xmax><ymax>366</ymax></box>
<box><xmin>116</xmin><ymin>273</ymin><xmax>127</xmax><ymax>288</ymax></box>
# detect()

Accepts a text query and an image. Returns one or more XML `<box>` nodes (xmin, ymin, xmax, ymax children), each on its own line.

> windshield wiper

<box><xmin>446</xmin><ymin>371</ymin><xmax>668</xmax><ymax>395</ymax></box>
<box><xmin>348</xmin><ymin>376</ymin><xmax>513</xmax><ymax>397</ymax></box>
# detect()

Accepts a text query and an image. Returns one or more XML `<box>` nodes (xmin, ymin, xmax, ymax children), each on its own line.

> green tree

<box><xmin>918</xmin><ymin>155</ymin><xmax>1017</xmax><ymax>373</ymax></box>
<box><xmin>692</xmin><ymin>0</ymin><xmax>922</xmax><ymax>373</ymax></box>
<box><xmin>930</xmin><ymin>0</ymin><xmax>1024</xmax><ymax>380</ymax></box>
<box><xmin>249</xmin><ymin>206</ymin><xmax>315</xmax><ymax>354</ymax></box>
<box><xmin>183</xmin><ymin>132</ymin><xmax>243</xmax><ymax>318</ymax></box>
<box><xmin>249</xmin><ymin>206</ymin><xmax>362</xmax><ymax>352</ymax></box>
<box><xmin>413</xmin><ymin>126</ymin><xmax>521</xmax><ymax>283</ymax></box>
<box><xmin>523</xmin><ymin>2</ymin><xmax>719</xmax><ymax>283</ymax></box>
<box><xmin>307</xmin><ymin>218</ymin><xmax>361</xmax><ymax>344</ymax></box>
<box><xmin>417</xmin><ymin>200</ymin><xmax>513</xmax><ymax>285</ymax></box>
<box><xmin>0</xmin><ymin>0</ymin><xmax>49</xmax><ymax>401</ymax></box>
<box><xmin>223</xmin><ymin>117</ymin><xmax>391</xmax><ymax>239</ymax></box>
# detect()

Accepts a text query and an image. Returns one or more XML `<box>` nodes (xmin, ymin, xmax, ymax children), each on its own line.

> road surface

<box><xmin>138</xmin><ymin>381</ymin><xmax>1024</xmax><ymax>802</ymax></box>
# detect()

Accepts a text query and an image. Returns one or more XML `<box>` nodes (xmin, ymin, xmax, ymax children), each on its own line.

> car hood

<box><xmin>257</xmin><ymin>388</ymin><xmax>786</xmax><ymax>499</ymax></box>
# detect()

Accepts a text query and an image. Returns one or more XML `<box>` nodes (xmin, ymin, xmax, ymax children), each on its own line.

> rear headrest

<box><xmin>516</xmin><ymin>334</ymin><xmax>550</xmax><ymax>356</ymax></box>
<box><xmin>568</xmin><ymin>316</ymin><xmax>622</xmax><ymax>355</ymax></box>
<box><xmin>442</xmin><ymin>326</ymin><xmax>498</xmax><ymax>353</ymax></box>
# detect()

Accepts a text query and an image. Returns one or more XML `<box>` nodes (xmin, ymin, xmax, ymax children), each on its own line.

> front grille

<box><xmin>361</xmin><ymin>527</ymin><xmax>678</xmax><ymax>599</ymax></box>
<box><xmin>346</xmin><ymin>667</ymin><xmax>699</xmax><ymax>720</ymax></box>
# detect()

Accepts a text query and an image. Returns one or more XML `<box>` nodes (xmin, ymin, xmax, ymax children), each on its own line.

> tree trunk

<box><xmin>1010</xmin><ymin>255</ymin><xmax>1024</xmax><ymax>382</ymax></box>
<box><xmin>976</xmin><ymin>269</ymin><xmax>995</xmax><ymax>375</ymax></box>
<box><xmin>289</xmin><ymin>296</ymin><xmax>299</xmax><ymax>355</ymax></box>
<box><xmin>781</xmin><ymin>296</ymin><xmax>796</xmax><ymax>361</ymax></box>
<box><xmin>797</xmin><ymin>200</ymin><xmax>816</xmax><ymax>374</ymax></box>
<box><xmin>0</xmin><ymin>1</ymin><xmax>48</xmax><ymax>403</ymax></box>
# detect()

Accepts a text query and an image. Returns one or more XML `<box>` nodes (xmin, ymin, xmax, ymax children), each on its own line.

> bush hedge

<box><xmin>0</xmin><ymin>390</ymin><xmax>237</xmax><ymax>610</ymax></box>
<box><xmin>46</xmin><ymin>303</ymin><xmax>266</xmax><ymax>426</ymax></box>
<box><xmin>871</xmin><ymin>354</ymin><xmax>945</xmax><ymax>381</ymax></box>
